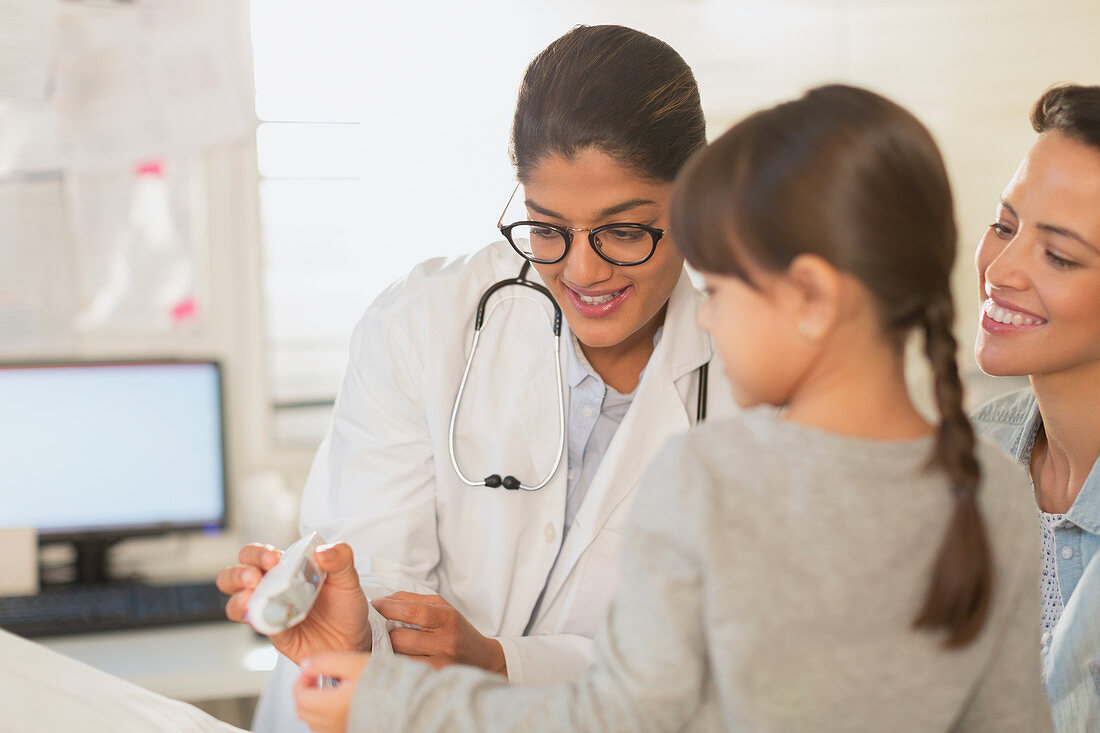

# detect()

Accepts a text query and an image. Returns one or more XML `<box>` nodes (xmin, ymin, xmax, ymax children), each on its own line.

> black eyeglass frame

<box><xmin>499</xmin><ymin>221</ymin><xmax>667</xmax><ymax>267</ymax></box>
<box><xmin>495</xmin><ymin>184</ymin><xmax>668</xmax><ymax>267</ymax></box>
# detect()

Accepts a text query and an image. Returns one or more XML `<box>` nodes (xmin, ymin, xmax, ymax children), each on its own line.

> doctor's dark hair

<box><xmin>510</xmin><ymin>25</ymin><xmax>705</xmax><ymax>183</ymax></box>
<box><xmin>1031</xmin><ymin>83</ymin><xmax>1100</xmax><ymax>151</ymax></box>
<box><xmin>671</xmin><ymin>85</ymin><xmax>992</xmax><ymax>647</ymax></box>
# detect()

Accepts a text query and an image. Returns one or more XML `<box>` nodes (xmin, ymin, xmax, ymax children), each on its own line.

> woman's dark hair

<box><xmin>511</xmin><ymin>25</ymin><xmax>705</xmax><ymax>184</ymax></box>
<box><xmin>1031</xmin><ymin>83</ymin><xmax>1100</xmax><ymax>151</ymax></box>
<box><xmin>672</xmin><ymin>84</ymin><xmax>991</xmax><ymax>647</ymax></box>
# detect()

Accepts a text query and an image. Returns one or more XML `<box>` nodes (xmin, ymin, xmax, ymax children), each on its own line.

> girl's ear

<box><xmin>783</xmin><ymin>254</ymin><xmax>843</xmax><ymax>341</ymax></box>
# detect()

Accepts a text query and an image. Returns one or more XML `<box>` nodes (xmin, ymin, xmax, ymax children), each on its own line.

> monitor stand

<box><xmin>71</xmin><ymin>538</ymin><xmax>122</xmax><ymax>585</ymax></box>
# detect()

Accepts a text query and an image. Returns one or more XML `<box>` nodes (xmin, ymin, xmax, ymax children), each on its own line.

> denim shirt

<box><xmin>973</xmin><ymin>388</ymin><xmax>1100</xmax><ymax>732</ymax></box>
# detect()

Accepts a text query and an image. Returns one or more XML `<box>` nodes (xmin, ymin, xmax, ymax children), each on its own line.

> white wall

<box><xmin>241</xmin><ymin>0</ymin><xmax>1096</xmax><ymax>541</ymax></box>
<box><xmin>23</xmin><ymin>0</ymin><xmax>1095</xmax><ymax>574</ymax></box>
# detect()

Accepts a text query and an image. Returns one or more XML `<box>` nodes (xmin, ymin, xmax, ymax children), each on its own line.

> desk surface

<box><xmin>39</xmin><ymin>621</ymin><xmax>276</xmax><ymax>702</ymax></box>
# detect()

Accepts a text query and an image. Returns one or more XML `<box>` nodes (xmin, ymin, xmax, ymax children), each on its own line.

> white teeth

<box><xmin>983</xmin><ymin>299</ymin><xmax>1043</xmax><ymax>326</ymax></box>
<box><xmin>577</xmin><ymin>290</ymin><xmax>621</xmax><ymax>305</ymax></box>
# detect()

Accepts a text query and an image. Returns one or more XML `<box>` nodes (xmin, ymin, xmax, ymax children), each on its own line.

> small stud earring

<box><xmin>798</xmin><ymin>322</ymin><xmax>813</xmax><ymax>337</ymax></box>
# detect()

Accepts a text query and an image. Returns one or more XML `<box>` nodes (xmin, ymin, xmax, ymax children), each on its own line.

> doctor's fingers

<box><xmin>382</xmin><ymin>590</ymin><xmax>448</xmax><ymax>606</ymax></box>
<box><xmin>387</xmin><ymin>626</ymin><xmax>459</xmax><ymax>661</ymax></box>
<box><xmin>313</xmin><ymin>543</ymin><xmax>362</xmax><ymax>590</ymax></box>
<box><xmin>216</xmin><ymin>560</ymin><xmax>267</xmax><ymax>592</ymax></box>
<box><xmin>222</xmin><ymin>586</ymin><xmax>252</xmax><ymax>624</ymax></box>
<box><xmin>237</xmin><ymin>542</ymin><xmax>283</xmax><ymax>570</ymax></box>
<box><xmin>372</xmin><ymin>598</ymin><xmax>450</xmax><ymax>628</ymax></box>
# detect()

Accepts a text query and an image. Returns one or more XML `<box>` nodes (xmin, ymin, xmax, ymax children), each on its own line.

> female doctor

<box><xmin>218</xmin><ymin>24</ymin><xmax>733</xmax><ymax>732</ymax></box>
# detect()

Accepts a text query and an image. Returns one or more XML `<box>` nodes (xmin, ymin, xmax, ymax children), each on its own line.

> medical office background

<box><xmin>0</xmin><ymin>0</ymin><xmax>1096</xmax><ymax>719</ymax></box>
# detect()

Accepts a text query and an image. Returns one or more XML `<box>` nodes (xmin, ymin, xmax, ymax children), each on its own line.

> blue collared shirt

<box><xmin>562</xmin><ymin>329</ymin><xmax>646</xmax><ymax>534</ymax></box>
<box><xmin>973</xmin><ymin>388</ymin><xmax>1100</xmax><ymax>731</ymax></box>
<box><xmin>522</xmin><ymin>326</ymin><xmax>657</xmax><ymax>633</ymax></box>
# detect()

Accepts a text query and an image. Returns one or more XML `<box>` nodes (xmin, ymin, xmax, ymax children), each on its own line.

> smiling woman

<box><xmin>971</xmin><ymin>83</ymin><xmax>1100</xmax><ymax>732</ymax></box>
<box><xmin>975</xmin><ymin>130</ymin><xmax>1100</xmax><ymax>379</ymax></box>
<box><xmin>219</xmin><ymin>24</ymin><xmax>735</xmax><ymax>733</ymax></box>
<box><xmin>512</xmin><ymin>149</ymin><xmax>684</xmax><ymax>392</ymax></box>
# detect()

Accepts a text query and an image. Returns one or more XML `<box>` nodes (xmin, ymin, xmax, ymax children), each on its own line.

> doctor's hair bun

<box><xmin>510</xmin><ymin>24</ymin><xmax>705</xmax><ymax>184</ymax></box>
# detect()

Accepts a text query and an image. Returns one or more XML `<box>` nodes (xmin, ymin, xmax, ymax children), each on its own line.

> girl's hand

<box><xmin>295</xmin><ymin>651</ymin><xmax>370</xmax><ymax>733</ymax></box>
<box><xmin>372</xmin><ymin>592</ymin><xmax>507</xmax><ymax>675</ymax></box>
<box><xmin>217</xmin><ymin>541</ymin><xmax>372</xmax><ymax>664</ymax></box>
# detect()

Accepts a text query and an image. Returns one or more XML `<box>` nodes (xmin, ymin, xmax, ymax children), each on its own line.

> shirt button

<box><xmin>582</xmin><ymin>406</ymin><xmax>595</xmax><ymax>418</ymax></box>
<box><xmin>567</xmin><ymin>469</ymin><xmax>575</xmax><ymax>480</ymax></box>
<box><xmin>1061</xmin><ymin>546</ymin><xmax>1075</xmax><ymax>560</ymax></box>
<box><xmin>544</xmin><ymin>522</ymin><xmax>556</xmax><ymax>543</ymax></box>
<box><xmin>1041</xmin><ymin>632</ymin><xmax>1052</xmax><ymax>646</ymax></box>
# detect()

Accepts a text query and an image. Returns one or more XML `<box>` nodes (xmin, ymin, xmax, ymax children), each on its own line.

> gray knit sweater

<box><xmin>349</xmin><ymin>408</ymin><xmax>1051</xmax><ymax>731</ymax></box>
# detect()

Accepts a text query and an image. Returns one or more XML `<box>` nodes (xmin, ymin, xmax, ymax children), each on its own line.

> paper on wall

<box><xmin>0</xmin><ymin>101</ymin><xmax>66</xmax><ymax>176</ymax></box>
<box><xmin>0</xmin><ymin>0</ymin><xmax>59</xmax><ymax>104</ymax></box>
<box><xmin>144</xmin><ymin>10</ymin><xmax>255</xmax><ymax>156</ymax></box>
<box><xmin>67</xmin><ymin>160</ymin><xmax>201</xmax><ymax>333</ymax></box>
<box><xmin>52</xmin><ymin>3</ymin><xmax>164</xmax><ymax>172</ymax></box>
<box><xmin>52</xmin><ymin>0</ymin><xmax>254</xmax><ymax>172</ymax></box>
<box><xmin>0</xmin><ymin>175</ymin><xmax>75</xmax><ymax>352</ymax></box>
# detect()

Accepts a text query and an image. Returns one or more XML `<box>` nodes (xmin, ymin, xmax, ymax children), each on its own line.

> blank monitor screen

<box><xmin>0</xmin><ymin>361</ymin><xmax>227</xmax><ymax>536</ymax></box>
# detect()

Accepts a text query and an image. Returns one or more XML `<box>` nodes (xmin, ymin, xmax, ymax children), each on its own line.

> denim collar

<box><xmin>1013</xmin><ymin>394</ymin><xmax>1044</xmax><ymax>465</ymax></box>
<box><xmin>984</xmin><ymin>389</ymin><xmax>1100</xmax><ymax>535</ymax></box>
<box><xmin>1066</xmin><ymin>444</ymin><xmax>1100</xmax><ymax>535</ymax></box>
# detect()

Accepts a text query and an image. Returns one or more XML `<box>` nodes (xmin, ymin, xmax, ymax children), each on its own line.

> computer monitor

<box><xmin>0</xmin><ymin>360</ymin><xmax>228</xmax><ymax>584</ymax></box>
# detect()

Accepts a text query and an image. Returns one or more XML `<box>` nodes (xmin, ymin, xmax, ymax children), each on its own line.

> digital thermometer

<box><xmin>247</xmin><ymin>532</ymin><xmax>327</xmax><ymax>636</ymax></box>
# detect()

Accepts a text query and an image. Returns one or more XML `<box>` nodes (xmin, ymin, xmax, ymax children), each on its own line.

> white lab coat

<box><xmin>253</xmin><ymin>241</ymin><xmax>734</xmax><ymax>732</ymax></box>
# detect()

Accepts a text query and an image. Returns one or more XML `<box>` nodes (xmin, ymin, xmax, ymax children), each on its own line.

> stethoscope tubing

<box><xmin>448</xmin><ymin>261</ymin><xmax>707</xmax><ymax>492</ymax></box>
<box><xmin>448</xmin><ymin>265</ymin><xmax>567</xmax><ymax>491</ymax></box>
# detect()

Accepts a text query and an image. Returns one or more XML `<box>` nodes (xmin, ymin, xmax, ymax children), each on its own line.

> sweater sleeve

<box><xmin>495</xmin><ymin>634</ymin><xmax>594</xmax><ymax>685</ymax></box>
<box><xmin>347</xmin><ymin>437</ymin><xmax>710</xmax><ymax>732</ymax></box>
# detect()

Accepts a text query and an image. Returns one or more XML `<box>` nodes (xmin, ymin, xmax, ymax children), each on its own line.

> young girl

<box><xmin>292</xmin><ymin>85</ymin><xmax>1050</xmax><ymax>732</ymax></box>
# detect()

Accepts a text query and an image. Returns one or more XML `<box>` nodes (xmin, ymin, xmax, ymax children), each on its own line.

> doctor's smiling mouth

<box><xmin>519</xmin><ymin>147</ymin><xmax>684</xmax><ymax>356</ymax></box>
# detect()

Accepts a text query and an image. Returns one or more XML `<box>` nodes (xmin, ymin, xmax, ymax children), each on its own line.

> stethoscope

<box><xmin>448</xmin><ymin>261</ymin><xmax>709</xmax><ymax>491</ymax></box>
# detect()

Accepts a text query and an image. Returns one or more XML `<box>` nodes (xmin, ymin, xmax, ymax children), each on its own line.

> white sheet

<box><xmin>0</xmin><ymin>629</ymin><xmax>248</xmax><ymax>732</ymax></box>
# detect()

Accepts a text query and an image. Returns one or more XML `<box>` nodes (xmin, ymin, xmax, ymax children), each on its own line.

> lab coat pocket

<box><xmin>556</xmin><ymin>528</ymin><xmax>628</xmax><ymax>638</ymax></box>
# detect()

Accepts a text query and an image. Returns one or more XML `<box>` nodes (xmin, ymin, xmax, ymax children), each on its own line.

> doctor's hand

<box><xmin>372</xmin><ymin>592</ymin><xmax>507</xmax><ymax>675</ymax></box>
<box><xmin>216</xmin><ymin>541</ymin><xmax>372</xmax><ymax>665</ymax></box>
<box><xmin>295</xmin><ymin>651</ymin><xmax>370</xmax><ymax>733</ymax></box>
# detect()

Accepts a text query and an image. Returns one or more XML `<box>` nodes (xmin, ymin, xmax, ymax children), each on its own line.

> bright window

<box><xmin>249</xmin><ymin>1</ymin><xmax>561</xmax><ymax>443</ymax></box>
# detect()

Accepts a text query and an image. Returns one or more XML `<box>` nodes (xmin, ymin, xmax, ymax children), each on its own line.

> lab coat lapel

<box><xmin>536</xmin><ymin>270</ymin><xmax>709</xmax><ymax>612</ymax></box>
<box><xmin>449</xmin><ymin>263</ymin><xmax>569</xmax><ymax>628</ymax></box>
<box><xmin>579</xmin><ymin>350</ymin><xmax>688</xmax><ymax>531</ymax></box>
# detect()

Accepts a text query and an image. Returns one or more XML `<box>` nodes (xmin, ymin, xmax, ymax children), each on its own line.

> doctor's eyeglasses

<box><xmin>496</xmin><ymin>185</ymin><xmax>667</xmax><ymax>267</ymax></box>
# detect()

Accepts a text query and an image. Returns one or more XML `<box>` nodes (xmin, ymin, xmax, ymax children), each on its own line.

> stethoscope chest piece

<box><xmin>484</xmin><ymin>474</ymin><xmax>521</xmax><ymax>491</ymax></box>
